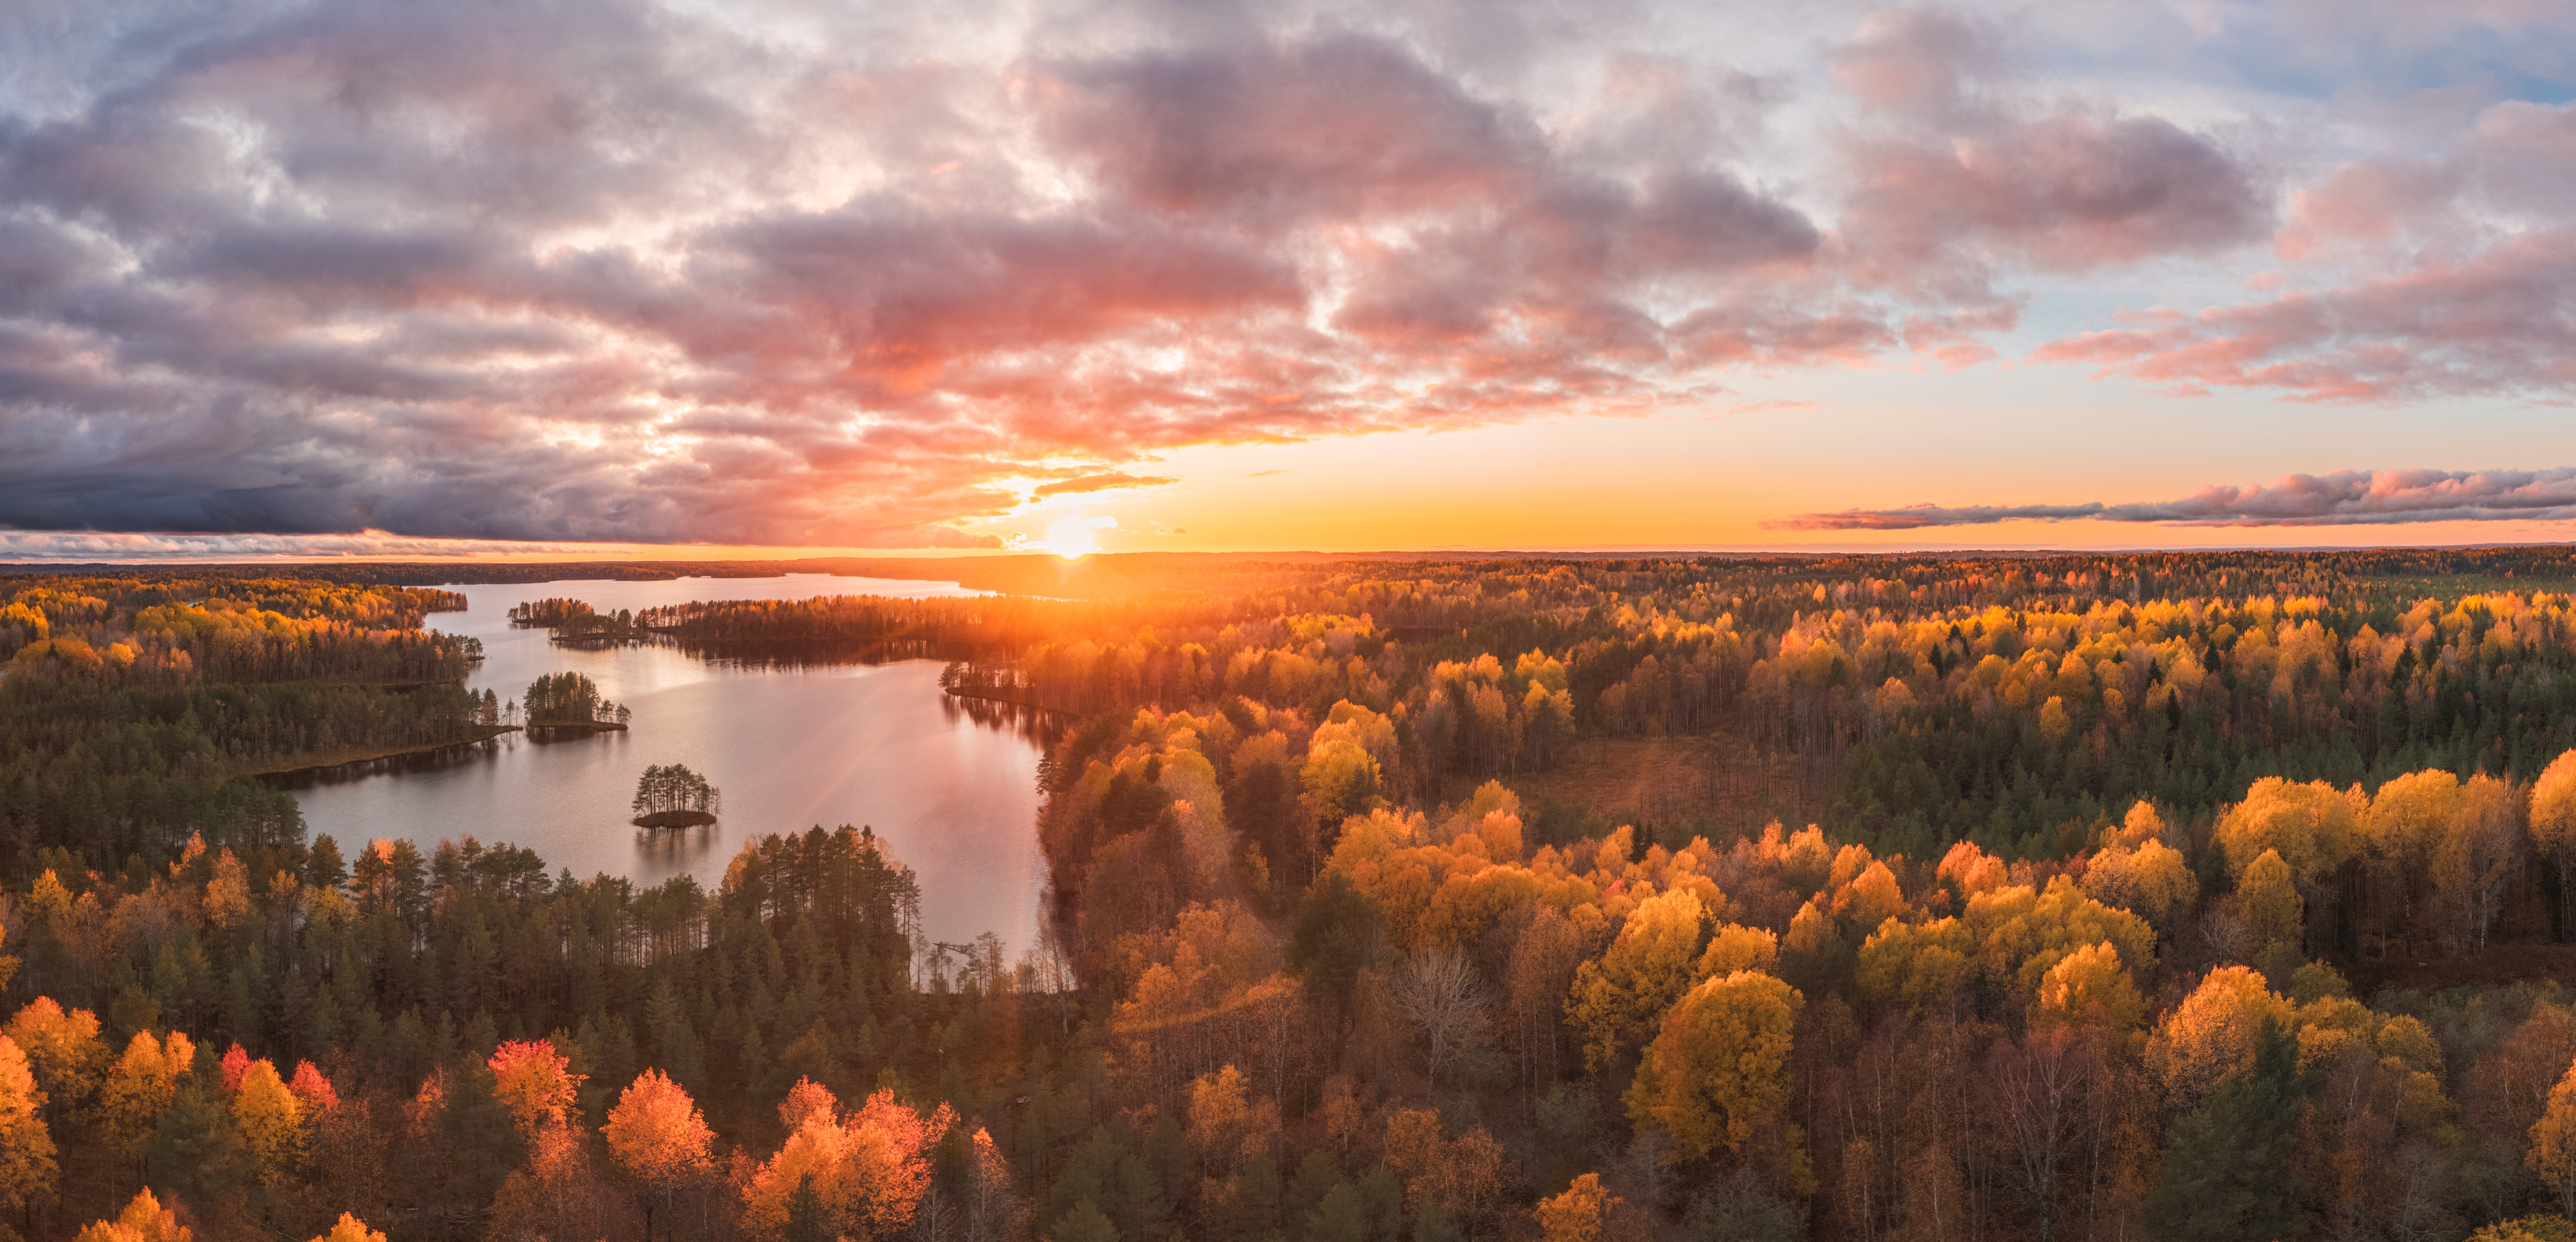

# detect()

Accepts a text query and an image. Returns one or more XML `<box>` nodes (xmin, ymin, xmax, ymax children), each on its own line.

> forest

<box><xmin>13</xmin><ymin>552</ymin><xmax>2576</xmax><ymax>1241</ymax></box>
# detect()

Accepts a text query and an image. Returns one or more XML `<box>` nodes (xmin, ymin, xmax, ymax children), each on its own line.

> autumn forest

<box><xmin>11</xmin><ymin>551</ymin><xmax>2576</xmax><ymax>1242</ymax></box>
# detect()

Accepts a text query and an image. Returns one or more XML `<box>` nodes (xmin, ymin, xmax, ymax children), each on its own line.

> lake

<box><xmin>274</xmin><ymin>574</ymin><xmax>1052</xmax><ymax>955</ymax></box>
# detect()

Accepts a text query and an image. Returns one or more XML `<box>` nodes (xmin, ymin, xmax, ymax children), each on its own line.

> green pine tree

<box><xmin>143</xmin><ymin>1078</ymin><xmax>255</xmax><ymax>1207</ymax></box>
<box><xmin>2145</xmin><ymin>1020</ymin><xmax>2313</xmax><ymax>1241</ymax></box>
<box><xmin>1053</xmin><ymin>1200</ymin><xmax>1122</xmax><ymax>1242</ymax></box>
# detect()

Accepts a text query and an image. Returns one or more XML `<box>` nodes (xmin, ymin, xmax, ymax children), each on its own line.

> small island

<box><xmin>509</xmin><ymin>596</ymin><xmax>657</xmax><ymax>646</ymax></box>
<box><xmin>506</xmin><ymin>596</ymin><xmax>596</xmax><ymax>627</ymax></box>
<box><xmin>523</xmin><ymin>671</ymin><xmax>629</xmax><ymax>731</ymax></box>
<box><xmin>632</xmin><ymin>762</ymin><xmax>721</xmax><ymax>828</ymax></box>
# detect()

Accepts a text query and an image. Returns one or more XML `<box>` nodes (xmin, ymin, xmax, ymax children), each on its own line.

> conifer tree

<box><xmin>2145</xmin><ymin>1021</ymin><xmax>2314</xmax><ymax>1241</ymax></box>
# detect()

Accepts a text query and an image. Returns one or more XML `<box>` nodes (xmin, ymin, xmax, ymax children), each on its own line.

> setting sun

<box><xmin>1044</xmin><ymin>515</ymin><xmax>1094</xmax><ymax>559</ymax></box>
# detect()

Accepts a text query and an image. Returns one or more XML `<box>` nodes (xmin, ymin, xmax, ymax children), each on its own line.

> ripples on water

<box><xmin>272</xmin><ymin>574</ymin><xmax>1058</xmax><ymax>953</ymax></box>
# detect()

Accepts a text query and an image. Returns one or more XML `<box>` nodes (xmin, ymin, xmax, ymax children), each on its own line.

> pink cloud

<box><xmin>1775</xmin><ymin>468</ymin><xmax>2576</xmax><ymax>530</ymax></box>
<box><xmin>1</xmin><ymin>0</ymin><xmax>2549</xmax><ymax>550</ymax></box>
<box><xmin>2036</xmin><ymin>227</ymin><xmax>2576</xmax><ymax>401</ymax></box>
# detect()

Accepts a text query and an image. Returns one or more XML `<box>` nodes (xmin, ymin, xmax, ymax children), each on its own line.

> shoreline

<box><xmin>944</xmin><ymin>688</ymin><xmax>1079</xmax><ymax>716</ymax></box>
<box><xmin>632</xmin><ymin>810</ymin><xmax>718</xmax><ymax>830</ymax></box>
<box><xmin>241</xmin><ymin>724</ymin><xmax>521</xmax><ymax>777</ymax></box>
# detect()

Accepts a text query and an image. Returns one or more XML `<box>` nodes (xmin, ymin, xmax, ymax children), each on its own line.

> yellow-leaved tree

<box><xmin>1830</xmin><ymin>861</ymin><xmax>1908</xmax><ymax>932</ymax></box>
<box><xmin>74</xmin><ymin>1189</ymin><xmax>189</xmax><ymax>1242</ymax></box>
<box><xmin>4</xmin><ymin>998</ymin><xmax>106</xmax><ymax>1120</ymax></box>
<box><xmin>1698</xmin><ymin>924</ymin><xmax>1780</xmax><ymax>978</ymax></box>
<box><xmin>2239</xmin><ymin>848</ymin><xmax>2303</xmax><ymax>952</ymax></box>
<box><xmin>1567</xmin><ymin>887</ymin><xmax>1708</xmax><ymax>1070</ymax></box>
<box><xmin>1854</xmin><ymin>917</ymin><xmax>1972</xmax><ymax>1015</ymax></box>
<box><xmin>2432</xmin><ymin>774</ymin><xmax>2523</xmax><ymax>954</ymax></box>
<box><xmin>2532</xmin><ymin>750</ymin><xmax>2576</xmax><ymax>935</ymax></box>
<box><xmin>2081</xmin><ymin>837</ymin><xmax>2198</xmax><ymax>931</ymax></box>
<box><xmin>96</xmin><ymin>1031</ymin><xmax>192</xmax><ymax>1168</ymax></box>
<box><xmin>1625</xmin><ymin>970</ymin><xmax>1802</xmax><ymax>1165</ymax></box>
<box><xmin>1186</xmin><ymin>1065</ymin><xmax>1261</xmax><ymax>1179</ymax></box>
<box><xmin>2033</xmin><ymin>941</ymin><xmax>2145</xmax><ymax>1032</ymax></box>
<box><xmin>2365</xmin><ymin>769</ymin><xmax>2459</xmax><ymax>932</ymax></box>
<box><xmin>2218</xmin><ymin>777</ymin><xmax>2360</xmax><ymax>886</ymax></box>
<box><xmin>1961</xmin><ymin>878</ymin><xmax>2157</xmax><ymax>1003</ymax></box>
<box><xmin>2145</xmin><ymin>965</ymin><xmax>2291</xmax><ymax>1107</ymax></box>
<box><xmin>230</xmin><ymin>1058</ymin><xmax>302</xmax><ymax>1189</ymax></box>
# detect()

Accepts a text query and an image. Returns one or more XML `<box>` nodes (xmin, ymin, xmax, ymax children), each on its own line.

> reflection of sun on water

<box><xmin>1046</xmin><ymin>516</ymin><xmax>1094</xmax><ymax>559</ymax></box>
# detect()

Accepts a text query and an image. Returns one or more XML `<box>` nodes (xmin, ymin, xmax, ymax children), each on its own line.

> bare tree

<box><xmin>1984</xmin><ymin>1025</ymin><xmax>2117</xmax><ymax>1242</ymax></box>
<box><xmin>1391</xmin><ymin>948</ymin><xmax>1490</xmax><ymax>1095</ymax></box>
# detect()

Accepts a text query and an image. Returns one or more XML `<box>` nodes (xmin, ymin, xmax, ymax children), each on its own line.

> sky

<box><xmin>2</xmin><ymin>0</ymin><xmax>2573</xmax><ymax>560</ymax></box>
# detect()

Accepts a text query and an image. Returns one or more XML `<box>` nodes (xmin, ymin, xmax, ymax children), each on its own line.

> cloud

<box><xmin>1772</xmin><ymin>469</ymin><xmax>2576</xmax><ymax>530</ymax></box>
<box><xmin>1828</xmin><ymin>11</ymin><xmax>2270</xmax><ymax>302</ymax></box>
<box><xmin>2031</xmin><ymin>99</ymin><xmax>2576</xmax><ymax>403</ymax></box>
<box><xmin>2034</xmin><ymin>227</ymin><xmax>2576</xmax><ymax>402</ymax></box>
<box><xmin>0</xmin><ymin>0</ymin><xmax>2544</xmax><ymax>551</ymax></box>
<box><xmin>0</xmin><ymin>4</ymin><xmax>1868</xmax><ymax>547</ymax></box>
<box><xmin>1032</xmin><ymin>473</ymin><xmax>1176</xmax><ymax>498</ymax></box>
<box><xmin>0</xmin><ymin>531</ymin><xmax>595</xmax><ymax>562</ymax></box>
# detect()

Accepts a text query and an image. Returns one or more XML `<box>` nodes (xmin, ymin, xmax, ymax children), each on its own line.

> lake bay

<box><xmin>274</xmin><ymin>574</ymin><xmax>1050</xmax><ymax>954</ymax></box>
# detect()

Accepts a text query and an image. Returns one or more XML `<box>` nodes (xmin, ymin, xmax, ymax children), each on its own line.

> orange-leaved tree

<box><xmin>960</xmin><ymin>1126</ymin><xmax>1022</xmax><ymax>1242</ymax></box>
<box><xmin>2529</xmin><ymin>1058</ymin><xmax>2576</xmax><ymax>1218</ymax></box>
<box><xmin>491</xmin><ymin>1109</ymin><xmax>639</xmax><ymax>1242</ymax></box>
<box><xmin>285</xmin><ymin>1062</ymin><xmax>339</xmax><ymax>1116</ymax></box>
<box><xmin>308</xmin><ymin>1213</ymin><xmax>386</xmax><ymax>1242</ymax></box>
<box><xmin>488</xmin><ymin>1040</ymin><xmax>583</xmax><ymax>1139</ymax></box>
<box><xmin>1533</xmin><ymin>1173</ymin><xmax>1621</xmax><ymax>1242</ymax></box>
<box><xmin>741</xmin><ymin>1087</ymin><xmax>955</xmax><ymax>1241</ymax></box>
<box><xmin>602</xmin><ymin>1069</ymin><xmax>712</xmax><ymax>1242</ymax></box>
<box><xmin>0</xmin><ymin>1034</ymin><xmax>57</xmax><ymax>1218</ymax></box>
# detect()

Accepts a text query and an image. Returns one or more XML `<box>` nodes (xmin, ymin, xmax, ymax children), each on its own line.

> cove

<box><xmin>272</xmin><ymin>574</ymin><xmax>1052</xmax><ymax>954</ymax></box>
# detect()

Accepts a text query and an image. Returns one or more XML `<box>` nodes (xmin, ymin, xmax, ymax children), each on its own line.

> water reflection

<box><xmin>939</xmin><ymin>691</ymin><xmax>1068</xmax><ymax>749</ymax></box>
<box><xmin>269</xmin><ymin>737</ymin><xmax>509</xmax><ymax>783</ymax></box>
<box><xmin>669</xmin><ymin>637</ymin><xmax>971</xmax><ymax>670</ymax></box>
<box><xmin>632</xmin><ymin>821</ymin><xmax>725</xmax><ymax>872</ymax></box>
<box><xmin>276</xmin><ymin>575</ymin><xmax>1052</xmax><ymax>953</ymax></box>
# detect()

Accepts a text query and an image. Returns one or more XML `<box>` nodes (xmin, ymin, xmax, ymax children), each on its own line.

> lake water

<box><xmin>275</xmin><ymin>574</ymin><xmax>1051</xmax><ymax>953</ymax></box>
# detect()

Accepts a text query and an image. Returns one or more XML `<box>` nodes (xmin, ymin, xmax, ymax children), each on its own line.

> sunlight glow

<box><xmin>1045</xmin><ymin>516</ymin><xmax>1095</xmax><ymax>559</ymax></box>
